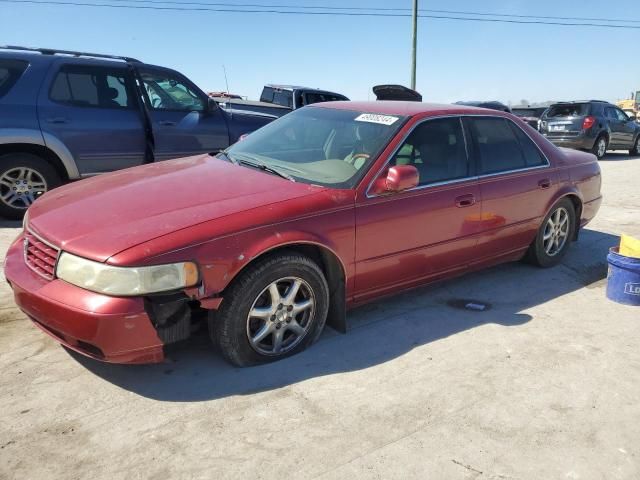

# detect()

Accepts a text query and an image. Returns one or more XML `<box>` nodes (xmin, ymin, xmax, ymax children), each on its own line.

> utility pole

<box><xmin>410</xmin><ymin>0</ymin><xmax>418</xmax><ymax>90</ymax></box>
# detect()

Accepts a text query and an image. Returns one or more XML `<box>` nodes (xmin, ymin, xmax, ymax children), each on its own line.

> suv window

<box><xmin>140</xmin><ymin>70</ymin><xmax>204</xmax><ymax>112</ymax></box>
<box><xmin>615</xmin><ymin>109</ymin><xmax>629</xmax><ymax>122</ymax></box>
<box><xmin>546</xmin><ymin>104</ymin><xmax>590</xmax><ymax>117</ymax></box>
<box><xmin>50</xmin><ymin>65</ymin><xmax>133</xmax><ymax>109</ymax></box>
<box><xmin>469</xmin><ymin>117</ymin><xmax>540</xmax><ymax>174</ymax></box>
<box><xmin>390</xmin><ymin>117</ymin><xmax>470</xmax><ymax>186</ymax></box>
<box><xmin>260</xmin><ymin>87</ymin><xmax>274</xmax><ymax>103</ymax></box>
<box><xmin>0</xmin><ymin>59</ymin><xmax>28</xmax><ymax>98</ymax></box>
<box><xmin>605</xmin><ymin>107</ymin><xmax>619</xmax><ymax>120</ymax></box>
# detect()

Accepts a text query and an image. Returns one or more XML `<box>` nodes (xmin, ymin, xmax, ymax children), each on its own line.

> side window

<box><xmin>260</xmin><ymin>87</ymin><xmax>274</xmax><ymax>103</ymax></box>
<box><xmin>469</xmin><ymin>117</ymin><xmax>527</xmax><ymax>174</ymax></box>
<box><xmin>272</xmin><ymin>90</ymin><xmax>293</xmax><ymax>108</ymax></box>
<box><xmin>509</xmin><ymin>122</ymin><xmax>547</xmax><ymax>167</ymax></box>
<box><xmin>140</xmin><ymin>70</ymin><xmax>204</xmax><ymax>112</ymax></box>
<box><xmin>0</xmin><ymin>59</ymin><xmax>28</xmax><ymax>98</ymax></box>
<box><xmin>49</xmin><ymin>65</ymin><xmax>133</xmax><ymax>109</ymax></box>
<box><xmin>605</xmin><ymin>107</ymin><xmax>618</xmax><ymax>119</ymax></box>
<box><xmin>390</xmin><ymin>117</ymin><xmax>469</xmax><ymax>186</ymax></box>
<box><xmin>615</xmin><ymin>109</ymin><xmax>629</xmax><ymax>122</ymax></box>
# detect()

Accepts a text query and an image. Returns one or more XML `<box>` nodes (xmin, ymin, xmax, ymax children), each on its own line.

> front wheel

<box><xmin>210</xmin><ymin>253</ymin><xmax>329</xmax><ymax>367</ymax></box>
<box><xmin>527</xmin><ymin>199</ymin><xmax>576</xmax><ymax>268</ymax></box>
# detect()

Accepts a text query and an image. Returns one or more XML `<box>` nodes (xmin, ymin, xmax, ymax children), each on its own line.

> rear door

<box><xmin>613</xmin><ymin>108</ymin><xmax>635</xmax><ymax>147</ymax></box>
<box><xmin>38</xmin><ymin>62</ymin><xmax>145</xmax><ymax>175</ymax></box>
<box><xmin>605</xmin><ymin>106</ymin><xmax>625</xmax><ymax>147</ymax></box>
<box><xmin>465</xmin><ymin>116</ymin><xmax>558</xmax><ymax>263</ymax></box>
<box><xmin>138</xmin><ymin>67</ymin><xmax>229</xmax><ymax>161</ymax></box>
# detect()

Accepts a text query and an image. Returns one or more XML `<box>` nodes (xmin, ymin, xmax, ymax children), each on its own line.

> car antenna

<box><xmin>222</xmin><ymin>64</ymin><xmax>232</xmax><ymax>117</ymax></box>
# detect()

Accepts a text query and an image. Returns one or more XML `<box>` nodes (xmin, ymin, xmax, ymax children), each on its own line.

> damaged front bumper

<box><xmin>4</xmin><ymin>235</ymin><xmax>199</xmax><ymax>364</ymax></box>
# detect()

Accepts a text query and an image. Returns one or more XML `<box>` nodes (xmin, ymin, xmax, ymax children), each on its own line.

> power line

<box><xmin>2</xmin><ymin>0</ymin><xmax>640</xmax><ymax>29</ymax></box>
<box><xmin>64</xmin><ymin>0</ymin><xmax>640</xmax><ymax>25</ymax></box>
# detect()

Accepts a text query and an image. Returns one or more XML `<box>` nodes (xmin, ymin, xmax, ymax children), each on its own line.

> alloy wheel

<box><xmin>246</xmin><ymin>277</ymin><xmax>316</xmax><ymax>355</ymax></box>
<box><xmin>597</xmin><ymin>138</ymin><xmax>607</xmax><ymax>158</ymax></box>
<box><xmin>543</xmin><ymin>207</ymin><xmax>570</xmax><ymax>256</ymax></box>
<box><xmin>0</xmin><ymin>167</ymin><xmax>47</xmax><ymax>209</ymax></box>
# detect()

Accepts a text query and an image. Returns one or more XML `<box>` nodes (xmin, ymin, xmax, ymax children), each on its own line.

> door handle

<box><xmin>538</xmin><ymin>179</ymin><xmax>551</xmax><ymax>189</ymax></box>
<box><xmin>158</xmin><ymin>120</ymin><xmax>176</xmax><ymax>126</ymax></box>
<box><xmin>46</xmin><ymin>117</ymin><xmax>68</xmax><ymax>124</ymax></box>
<box><xmin>455</xmin><ymin>194</ymin><xmax>476</xmax><ymax>208</ymax></box>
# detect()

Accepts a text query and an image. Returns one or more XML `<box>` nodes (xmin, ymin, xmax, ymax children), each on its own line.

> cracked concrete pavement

<box><xmin>0</xmin><ymin>152</ymin><xmax>639</xmax><ymax>480</ymax></box>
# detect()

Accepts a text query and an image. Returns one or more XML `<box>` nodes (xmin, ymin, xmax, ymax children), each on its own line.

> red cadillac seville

<box><xmin>4</xmin><ymin>102</ymin><xmax>602</xmax><ymax>366</ymax></box>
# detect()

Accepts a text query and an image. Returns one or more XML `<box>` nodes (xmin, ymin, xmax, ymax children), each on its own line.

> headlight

<box><xmin>55</xmin><ymin>252</ymin><xmax>199</xmax><ymax>296</ymax></box>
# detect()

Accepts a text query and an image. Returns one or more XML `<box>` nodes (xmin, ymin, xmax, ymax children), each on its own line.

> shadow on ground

<box><xmin>599</xmin><ymin>151</ymin><xmax>639</xmax><ymax>162</ymax></box>
<box><xmin>69</xmin><ymin>229</ymin><xmax>619</xmax><ymax>402</ymax></box>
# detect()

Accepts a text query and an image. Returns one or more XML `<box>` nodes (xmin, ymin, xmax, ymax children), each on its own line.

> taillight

<box><xmin>583</xmin><ymin>116</ymin><xmax>596</xmax><ymax>130</ymax></box>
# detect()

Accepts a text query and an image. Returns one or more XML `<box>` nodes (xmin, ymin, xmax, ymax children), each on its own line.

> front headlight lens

<box><xmin>55</xmin><ymin>252</ymin><xmax>198</xmax><ymax>296</ymax></box>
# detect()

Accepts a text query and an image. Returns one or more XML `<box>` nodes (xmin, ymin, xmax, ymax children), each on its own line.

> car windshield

<box><xmin>545</xmin><ymin>104</ymin><xmax>589</xmax><ymax>118</ymax></box>
<box><xmin>222</xmin><ymin>107</ymin><xmax>406</xmax><ymax>188</ymax></box>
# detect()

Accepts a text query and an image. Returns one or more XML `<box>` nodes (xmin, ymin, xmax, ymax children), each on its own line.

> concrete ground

<box><xmin>1</xmin><ymin>152</ymin><xmax>639</xmax><ymax>480</ymax></box>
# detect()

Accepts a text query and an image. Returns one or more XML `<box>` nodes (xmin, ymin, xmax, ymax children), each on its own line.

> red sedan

<box><xmin>4</xmin><ymin>102</ymin><xmax>602</xmax><ymax>366</ymax></box>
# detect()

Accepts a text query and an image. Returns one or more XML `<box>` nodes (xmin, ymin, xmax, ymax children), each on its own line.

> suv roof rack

<box><xmin>0</xmin><ymin>45</ymin><xmax>141</xmax><ymax>63</ymax></box>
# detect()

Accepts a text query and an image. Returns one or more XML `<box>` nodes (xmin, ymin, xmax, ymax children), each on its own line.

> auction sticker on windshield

<box><xmin>355</xmin><ymin>113</ymin><xmax>399</xmax><ymax>126</ymax></box>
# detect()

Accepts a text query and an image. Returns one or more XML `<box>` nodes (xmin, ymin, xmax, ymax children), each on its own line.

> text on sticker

<box><xmin>355</xmin><ymin>114</ymin><xmax>399</xmax><ymax>126</ymax></box>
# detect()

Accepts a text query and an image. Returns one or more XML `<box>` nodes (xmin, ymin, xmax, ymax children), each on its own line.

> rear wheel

<box><xmin>210</xmin><ymin>253</ymin><xmax>330</xmax><ymax>367</ymax></box>
<box><xmin>629</xmin><ymin>136</ymin><xmax>640</xmax><ymax>156</ymax></box>
<box><xmin>591</xmin><ymin>135</ymin><xmax>607</xmax><ymax>160</ymax></box>
<box><xmin>527</xmin><ymin>198</ymin><xmax>576</xmax><ymax>268</ymax></box>
<box><xmin>0</xmin><ymin>153</ymin><xmax>62</xmax><ymax>219</ymax></box>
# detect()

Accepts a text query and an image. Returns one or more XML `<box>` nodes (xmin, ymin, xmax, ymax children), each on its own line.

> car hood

<box><xmin>28</xmin><ymin>155</ymin><xmax>325</xmax><ymax>262</ymax></box>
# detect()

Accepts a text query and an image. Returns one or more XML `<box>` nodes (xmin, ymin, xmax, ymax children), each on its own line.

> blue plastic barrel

<box><xmin>606</xmin><ymin>247</ymin><xmax>640</xmax><ymax>306</ymax></box>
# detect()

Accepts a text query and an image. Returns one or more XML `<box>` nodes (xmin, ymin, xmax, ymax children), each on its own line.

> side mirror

<box><xmin>629</xmin><ymin>115</ymin><xmax>637</xmax><ymax>122</ymax></box>
<box><xmin>371</xmin><ymin>165</ymin><xmax>419</xmax><ymax>195</ymax></box>
<box><xmin>207</xmin><ymin>97</ymin><xmax>219</xmax><ymax>113</ymax></box>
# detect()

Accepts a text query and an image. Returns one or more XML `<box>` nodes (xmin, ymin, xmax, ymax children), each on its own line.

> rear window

<box><xmin>304</xmin><ymin>92</ymin><xmax>347</xmax><ymax>105</ymax></box>
<box><xmin>545</xmin><ymin>104</ymin><xmax>590</xmax><ymax>118</ymax></box>
<box><xmin>0</xmin><ymin>59</ymin><xmax>28</xmax><ymax>98</ymax></box>
<box><xmin>512</xmin><ymin>108</ymin><xmax>546</xmax><ymax>118</ymax></box>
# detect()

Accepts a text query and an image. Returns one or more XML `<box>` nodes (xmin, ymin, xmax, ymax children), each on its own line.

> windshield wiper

<box><xmin>231</xmin><ymin>153</ymin><xmax>296</xmax><ymax>182</ymax></box>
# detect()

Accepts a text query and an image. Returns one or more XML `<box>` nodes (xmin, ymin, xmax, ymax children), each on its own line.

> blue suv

<box><xmin>0</xmin><ymin>46</ymin><xmax>275</xmax><ymax>218</ymax></box>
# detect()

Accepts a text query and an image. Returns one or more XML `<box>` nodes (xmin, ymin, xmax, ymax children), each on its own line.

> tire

<box><xmin>527</xmin><ymin>198</ymin><xmax>576</xmax><ymax>268</ymax></box>
<box><xmin>0</xmin><ymin>153</ymin><xmax>62</xmax><ymax>219</ymax></box>
<box><xmin>210</xmin><ymin>252</ymin><xmax>330</xmax><ymax>367</ymax></box>
<box><xmin>591</xmin><ymin>134</ymin><xmax>608</xmax><ymax>160</ymax></box>
<box><xmin>629</xmin><ymin>136</ymin><xmax>640</xmax><ymax>156</ymax></box>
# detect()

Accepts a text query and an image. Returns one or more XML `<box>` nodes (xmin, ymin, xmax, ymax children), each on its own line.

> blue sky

<box><xmin>2</xmin><ymin>0</ymin><xmax>638</xmax><ymax>105</ymax></box>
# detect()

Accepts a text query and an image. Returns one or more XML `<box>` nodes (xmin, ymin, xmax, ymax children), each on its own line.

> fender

<box><xmin>0</xmin><ymin>128</ymin><xmax>80</xmax><ymax>179</ymax></box>
<box><xmin>40</xmin><ymin>132</ymin><xmax>80</xmax><ymax>179</ymax></box>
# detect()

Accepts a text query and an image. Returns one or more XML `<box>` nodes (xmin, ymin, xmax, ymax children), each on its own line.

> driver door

<box><xmin>137</xmin><ymin>67</ymin><xmax>229</xmax><ymax>161</ymax></box>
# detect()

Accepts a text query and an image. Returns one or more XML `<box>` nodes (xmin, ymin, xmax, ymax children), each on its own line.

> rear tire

<box><xmin>0</xmin><ymin>153</ymin><xmax>62</xmax><ymax>219</ymax></box>
<box><xmin>629</xmin><ymin>136</ymin><xmax>640</xmax><ymax>156</ymax></box>
<box><xmin>591</xmin><ymin>135</ymin><xmax>607</xmax><ymax>160</ymax></box>
<box><xmin>527</xmin><ymin>198</ymin><xmax>576</xmax><ymax>268</ymax></box>
<box><xmin>210</xmin><ymin>252</ymin><xmax>330</xmax><ymax>367</ymax></box>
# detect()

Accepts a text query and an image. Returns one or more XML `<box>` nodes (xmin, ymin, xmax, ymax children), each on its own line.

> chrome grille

<box><xmin>24</xmin><ymin>230</ymin><xmax>59</xmax><ymax>280</ymax></box>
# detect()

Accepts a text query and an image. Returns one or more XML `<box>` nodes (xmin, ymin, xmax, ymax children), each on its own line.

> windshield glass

<box><xmin>545</xmin><ymin>103</ymin><xmax>589</xmax><ymax>118</ymax></box>
<box><xmin>223</xmin><ymin>107</ymin><xmax>406</xmax><ymax>188</ymax></box>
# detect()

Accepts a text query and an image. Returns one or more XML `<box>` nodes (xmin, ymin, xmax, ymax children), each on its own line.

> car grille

<box><xmin>24</xmin><ymin>230</ymin><xmax>59</xmax><ymax>280</ymax></box>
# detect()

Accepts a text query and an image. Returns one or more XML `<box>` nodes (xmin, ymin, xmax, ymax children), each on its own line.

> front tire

<box><xmin>210</xmin><ymin>253</ymin><xmax>330</xmax><ymax>367</ymax></box>
<box><xmin>0</xmin><ymin>153</ymin><xmax>62</xmax><ymax>219</ymax></box>
<box><xmin>527</xmin><ymin>198</ymin><xmax>576</xmax><ymax>268</ymax></box>
<box><xmin>629</xmin><ymin>136</ymin><xmax>640</xmax><ymax>156</ymax></box>
<box><xmin>591</xmin><ymin>135</ymin><xmax>607</xmax><ymax>160</ymax></box>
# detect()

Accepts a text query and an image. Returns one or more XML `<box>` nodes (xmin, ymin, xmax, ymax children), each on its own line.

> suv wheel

<box><xmin>210</xmin><ymin>252</ymin><xmax>330</xmax><ymax>367</ymax></box>
<box><xmin>592</xmin><ymin>135</ymin><xmax>607</xmax><ymax>160</ymax></box>
<box><xmin>0</xmin><ymin>153</ymin><xmax>62</xmax><ymax>219</ymax></box>
<box><xmin>526</xmin><ymin>198</ymin><xmax>576</xmax><ymax>268</ymax></box>
<box><xmin>630</xmin><ymin>136</ymin><xmax>640</xmax><ymax>156</ymax></box>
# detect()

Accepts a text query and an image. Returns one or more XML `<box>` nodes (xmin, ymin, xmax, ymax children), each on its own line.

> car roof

<box><xmin>308</xmin><ymin>101</ymin><xmax>510</xmax><ymax>118</ymax></box>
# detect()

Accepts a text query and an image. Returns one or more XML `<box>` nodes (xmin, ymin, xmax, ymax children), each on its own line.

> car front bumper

<box><xmin>4</xmin><ymin>234</ymin><xmax>165</xmax><ymax>364</ymax></box>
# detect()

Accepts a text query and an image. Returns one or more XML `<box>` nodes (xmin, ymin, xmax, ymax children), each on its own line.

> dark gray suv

<box><xmin>539</xmin><ymin>100</ymin><xmax>640</xmax><ymax>159</ymax></box>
